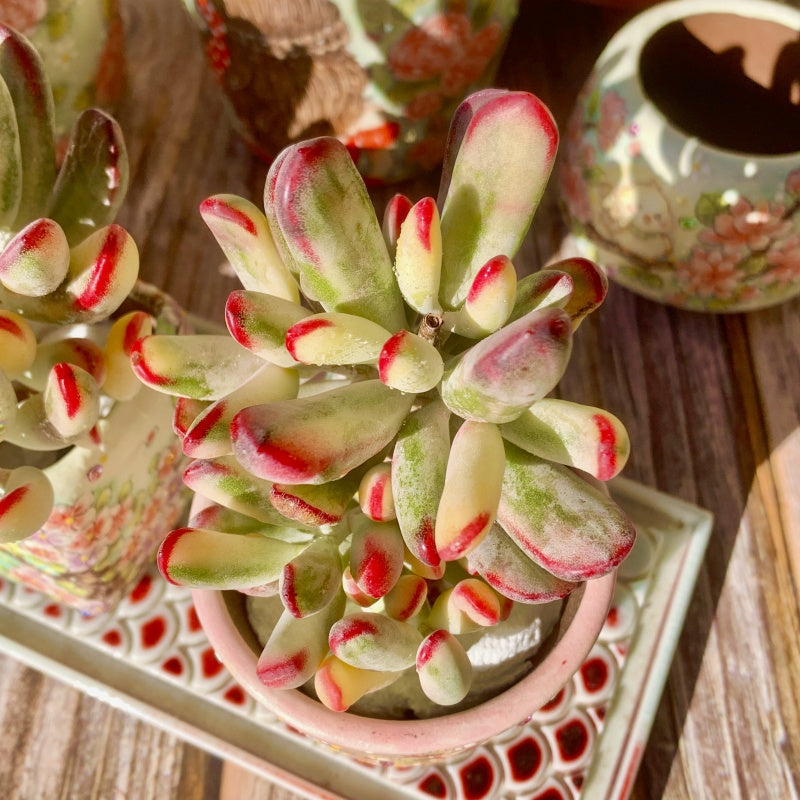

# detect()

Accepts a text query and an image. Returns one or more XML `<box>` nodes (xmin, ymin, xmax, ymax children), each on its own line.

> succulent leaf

<box><xmin>0</xmin><ymin>369</ymin><xmax>16</xmax><ymax>439</ymax></box>
<box><xmin>182</xmin><ymin>363</ymin><xmax>299</xmax><ymax>458</ymax></box>
<box><xmin>328</xmin><ymin>611</ymin><xmax>422</xmax><ymax>672</ymax></box>
<box><xmin>189</xmin><ymin>502</ymin><xmax>314</xmax><ymax>540</ymax></box>
<box><xmin>20</xmin><ymin>337</ymin><xmax>106</xmax><ymax>392</ymax></box>
<box><xmin>497</xmin><ymin>443</ymin><xmax>636</xmax><ymax>581</ymax></box>
<box><xmin>358</xmin><ymin>462</ymin><xmax>395</xmax><ymax>522</ymax></box>
<box><xmin>394</xmin><ymin>196</ymin><xmax>442</xmax><ymax>315</ymax></box>
<box><xmin>270</xmin><ymin>472</ymin><xmax>361</xmax><ymax>527</ymax></box>
<box><xmin>381</xmin><ymin>193</ymin><xmax>412</xmax><ymax>258</ymax></box>
<box><xmin>157</xmin><ymin>526</ymin><xmax>308</xmax><ymax>589</ymax></box>
<box><xmin>102</xmin><ymin>310</ymin><xmax>154</xmax><ymax>401</ymax></box>
<box><xmin>0</xmin><ymin>309</ymin><xmax>36</xmax><ymax>375</ymax></box>
<box><xmin>182</xmin><ymin>455</ymin><xmax>289</xmax><ymax>526</ymax></box>
<box><xmin>47</xmin><ymin>109</ymin><xmax>129</xmax><ymax>247</ymax></box>
<box><xmin>0</xmin><ymin>76</ymin><xmax>21</xmax><ymax>229</ymax></box>
<box><xmin>0</xmin><ymin>25</ymin><xmax>55</xmax><ymax>230</ymax></box>
<box><xmin>500</xmin><ymin>398</ymin><xmax>630</xmax><ymax>481</ymax></box>
<box><xmin>466</xmin><ymin>522</ymin><xmax>577</xmax><ymax>603</ymax></box>
<box><xmin>199</xmin><ymin>194</ymin><xmax>299</xmax><ymax>302</ymax></box>
<box><xmin>509</xmin><ymin>268</ymin><xmax>574</xmax><ymax>322</ymax></box>
<box><xmin>440</xmin><ymin>306</ymin><xmax>573</xmax><ymax>423</ymax></box>
<box><xmin>416</xmin><ymin>629</ymin><xmax>472</xmax><ymax>706</ymax></box>
<box><xmin>5</xmin><ymin>363</ymin><xmax>100</xmax><ymax>451</ymax></box>
<box><xmin>438</xmin><ymin>91</ymin><xmax>559</xmax><ymax>309</ymax></box>
<box><xmin>435</xmin><ymin>420</ymin><xmax>505</xmax><ymax>560</ymax></box>
<box><xmin>131</xmin><ymin>334</ymin><xmax>267</xmax><ymax>400</ymax></box>
<box><xmin>280</xmin><ymin>534</ymin><xmax>343</xmax><ymax>617</ymax></box>
<box><xmin>543</xmin><ymin>257</ymin><xmax>608</xmax><ymax>329</ymax></box>
<box><xmin>0</xmin><ymin>465</ymin><xmax>54</xmax><ymax>543</ymax></box>
<box><xmin>266</xmin><ymin>137</ymin><xmax>406</xmax><ymax>330</ymax></box>
<box><xmin>392</xmin><ymin>400</ymin><xmax>450</xmax><ymax>567</ymax></box>
<box><xmin>257</xmin><ymin>592</ymin><xmax>346</xmax><ymax>688</ymax></box>
<box><xmin>445</xmin><ymin>254</ymin><xmax>517</xmax><ymax>338</ymax></box>
<box><xmin>350</xmin><ymin>520</ymin><xmax>406</xmax><ymax>599</ymax></box>
<box><xmin>285</xmin><ymin>312</ymin><xmax>391</xmax><ymax>366</ymax></box>
<box><xmin>380</xmin><ymin>573</ymin><xmax>428</xmax><ymax>621</ymax></box>
<box><xmin>231</xmin><ymin>379</ymin><xmax>414</xmax><ymax>485</ymax></box>
<box><xmin>378</xmin><ymin>329</ymin><xmax>443</xmax><ymax>394</ymax></box>
<box><xmin>315</xmin><ymin>653</ymin><xmax>403</xmax><ymax>712</ymax></box>
<box><xmin>225</xmin><ymin>289</ymin><xmax>310</xmax><ymax>367</ymax></box>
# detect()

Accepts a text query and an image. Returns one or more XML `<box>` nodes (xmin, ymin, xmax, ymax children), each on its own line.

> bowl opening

<box><xmin>639</xmin><ymin>12</ymin><xmax>800</xmax><ymax>155</ymax></box>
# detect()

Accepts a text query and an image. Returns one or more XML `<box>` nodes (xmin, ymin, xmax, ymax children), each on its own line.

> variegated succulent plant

<box><xmin>132</xmin><ymin>88</ymin><xmax>636</xmax><ymax>711</ymax></box>
<box><xmin>0</xmin><ymin>25</ymin><xmax>153</xmax><ymax>543</ymax></box>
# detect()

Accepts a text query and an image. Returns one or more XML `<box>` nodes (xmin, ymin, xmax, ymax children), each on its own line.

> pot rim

<box><xmin>192</xmin><ymin>569</ymin><xmax>616</xmax><ymax>761</ymax></box>
<box><xmin>597</xmin><ymin>0</ymin><xmax>800</xmax><ymax>162</ymax></box>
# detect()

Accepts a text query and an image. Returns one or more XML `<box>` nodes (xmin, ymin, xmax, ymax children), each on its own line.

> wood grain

<box><xmin>0</xmin><ymin>0</ymin><xmax>798</xmax><ymax>798</ymax></box>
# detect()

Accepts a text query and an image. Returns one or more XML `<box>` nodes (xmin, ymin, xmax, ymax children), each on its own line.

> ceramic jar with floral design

<box><xmin>560</xmin><ymin>0</ymin><xmax>800</xmax><ymax>312</ymax></box>
<box><xmin>1</xmin><ymin>0</ymin><xmax>125</xmax><ymax>155</ymax></box>
<box><xmin>0</xmin><ymin>284</ymin><xmax>188</xmax><ymax>616</ymax></box>
<box><xmin>183</xmin><ymin>0</ymin><xmax>519</xmax><ymax>183</ymax></box>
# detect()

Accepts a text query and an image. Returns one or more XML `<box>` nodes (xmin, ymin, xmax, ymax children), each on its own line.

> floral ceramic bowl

<box><xmin>183</xmin><ymin>0</ymin><xmax>519</xmax><ymax>183</ymax></box>
<box><xmin>560</xmin><ymin>0</ymin><xmax>800</xmax><ymax>312</ymax></box>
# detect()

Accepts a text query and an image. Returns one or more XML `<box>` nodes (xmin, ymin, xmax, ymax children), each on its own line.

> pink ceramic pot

<box><xmin>192</xmin><ymin>568</ymin><xmax>616</xmax><ymax>764</ymax></box>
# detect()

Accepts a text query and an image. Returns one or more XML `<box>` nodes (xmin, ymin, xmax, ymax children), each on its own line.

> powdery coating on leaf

<box><xmin>416</xmin><ymin>629</ymin><xmax>472</xmax><ymax>706</ymax></box>
<box><xmin>350</xmin><ymin>522</ymin><xmax>405</xmax><ymax>599</ymax></box>
<box><xmin>0</xmin><ymin>466</ymin><xmax>54</xmax><ymax>543</ymax></box>
<box><xmin>231</xmin><ymin>380</ymin><xmax>413</xmax><ymax>484</ymax></box>
<box><xmin>156</xmin><ymin>526</ymin><xmax>306</xmax><ymax>589</ymax></box>
<box><xmin>441</xmin><ymin>307</ymin><xmax>572</xmax><ymax>423</ymax></box>
<box><xmin>224</xmin><ymin>290</ymin><xmax>309</xmax><ymax>367</ymax></box>
<box><xmin>392</xmin><ymin>401</ymin><xmax>450</xmax><ymax>567</ymax></box>
<box><xmin>439</xmin><ymin>91</ymin><xmax>559</xmax><ymax>309</ymax></box>
<box><xmin>314</xmin><ymin>653</ymin><xmax>403</xmax><ymax>712</ymax></box>
<box><xmin>509</xmin><ymin>269</ymin><xmax>574</xmax><ymax>322</ymax></box>
<box><xmin>0</xmin><ymin>218</ymin><xmax>69</xmax><ymax>296</ymax></box>
<box><xmin>358</xmin><ymin>463</ymin><xmax>396</xmax><ymax>522</ymax></box>
<box><xmin>44</xmin><ymin>363</ymin><xmax>99</xmax><ymax>437</ymax></box>
<box><xmin>279</xmin><ymin>536</ymin><xmax>341</xmax><ymax>617</ymax></box>
<box><xmin>131</xmin><ymin>334</ymin><xmax>266</xmax><ymax>400</ymax></box>
<box><xmin>378</xmin><ymin>330</ymin><xmax>444</xmax><ymax>394</ymax></box>
<box><xmin>435</xmin><ymin>421</ymin><xmax>505</xmax><ymax>560</ymax></box>
<box><xmin>394</xmin><ymin>197</ymin><xmax>442</xmax><ymax>314</ymax></box>
<box><xmin>285</xmin><ymin>312</ymin><xmax>390</xmax><ymax>366</ymax></box>
<box><xmin>257</xmin><ymin>599</ymin><xmax>343</xmax><ymax>689</ymax></box>
<box><xmin>497</xmin><ymin>444</ymin><xmax>636</xmax><ymax>581</ymax></box>
<box><xmin>269</xmin><ymin>138</ymin><xmax>405</xmax><ymax>331</ymax></box>
<box><xmin>328</xmin><ymin>612</ymin><xmax>422</xmax><ymax>672</ymax></box>
<box><xmin>181</xmin><ymin>456</ymin><xmax>287</xmax><ymax>526</ymax></box>
<box><xmin>199</xmin><ymin>194</ymin><xmax>298</xmax><ymax>301</ymax></box>
<box><xmin>466</xmin><ymin>523</ymin><xmax>577</xmax><ymax>603</ymax></box>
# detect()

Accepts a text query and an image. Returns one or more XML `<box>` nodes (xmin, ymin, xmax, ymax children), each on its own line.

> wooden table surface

<box><xmin>1</xmin><ymin>0</ymin><xmax>799</xmax><ymax>798</ymax></box>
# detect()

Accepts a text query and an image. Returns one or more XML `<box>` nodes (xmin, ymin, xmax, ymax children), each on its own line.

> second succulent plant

<box><xmin>133</xmin><ymin>88</ymin><xmax>636</xmax><ymax>712</ymax></box>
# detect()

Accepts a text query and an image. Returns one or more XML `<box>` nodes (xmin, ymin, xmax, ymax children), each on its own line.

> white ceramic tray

<box><xmin>0</xmin><ymin>477</ymin><xmax>711</xmax><ymax>800</ymax></box>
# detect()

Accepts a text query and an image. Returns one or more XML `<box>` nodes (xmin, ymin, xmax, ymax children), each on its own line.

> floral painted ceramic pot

<box><xmin>183</xmin><ymin>0</ymin><xmax>519</xmax><ymax>183</ymax></box>
<box><xmin>192</xmin><ymin>562</ymin><xmax>616</xmax><ymax>764</ymax></box>
<box><xmin>0</xmin><ymin>0</ymin><xmax>125</xmax><ymax>154</ymax></box>
<box><xmin>0</xmin><ymin>284</ymin><xmax>188</xmax><ymax>616</ymax></box>
<box><xmin>560</xmin><ymin>0</ymin><xmax>800</xmax><ymax>312</ymax></box>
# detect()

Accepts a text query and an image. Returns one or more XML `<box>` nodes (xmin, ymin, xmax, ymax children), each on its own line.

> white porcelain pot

<box><xmin>560</xmin><ymin>0</ymin><xmax>800</xmax><ymax>312</ymax></box>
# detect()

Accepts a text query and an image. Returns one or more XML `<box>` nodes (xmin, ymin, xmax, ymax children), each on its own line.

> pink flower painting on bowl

<box><xmin>0</xmin><ymin>0</ymin><xmax>47</xmax><ymax>33</ymax></box>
